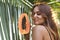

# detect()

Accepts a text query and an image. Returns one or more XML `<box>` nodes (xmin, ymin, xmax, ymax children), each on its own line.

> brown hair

<box><xmin>32</xmin><ymin>4</ymin><xmax>59</xmax><ymax>40</ymax></box>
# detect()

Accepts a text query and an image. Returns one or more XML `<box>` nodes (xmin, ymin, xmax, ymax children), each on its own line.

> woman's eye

<box><xmin>37</xmin><ymin>13</ymin><xmax>41</xmax><ymax>15</ymax></box>
<box><xmin>37</xmin><ymin>12</ymin><xmax>41</xmax><ymax>15</ymax></box>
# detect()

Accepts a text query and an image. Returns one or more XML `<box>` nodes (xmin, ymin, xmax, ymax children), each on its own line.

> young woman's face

<box><xmin>32</xmin><ymin>7</ymin><xmax>45</xmax><ymax>25</ymax></box>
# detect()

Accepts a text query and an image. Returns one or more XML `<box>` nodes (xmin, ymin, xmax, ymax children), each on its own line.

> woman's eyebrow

<box><xmin>34</xmin><ymin>11</ymin><xmax>40</xmax><ymax>13</ymax></box>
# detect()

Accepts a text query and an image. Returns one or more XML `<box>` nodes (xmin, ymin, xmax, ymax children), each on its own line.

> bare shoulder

<box><xmin>32</xmin><ymin>25</ymin><xmax>47</xmax><ymax>32</ymax></box>
<box><xmin>32</xmin><ymin>25</ymin><xmax>48</xmax><ymax>40</ymax></box>
<box><xmin>32</xmin><ymin>25</ymin><xmax>49</xmax><ymax>36</ymax></box>
<box><xmin>32</xmin><ymin>25</ymin><xmax>51</xmax><ymax>40</ymax></box>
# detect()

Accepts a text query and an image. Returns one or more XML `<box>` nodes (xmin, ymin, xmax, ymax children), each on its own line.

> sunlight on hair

<box><xmin>51</xmin><ymin>9</ymin><xmax>57</xmax><ymax>22</ymax></box>
<box><xmin>52</xmin><ymin>10</ymin><xmax>60</xmax><ymax>28</ymax></box>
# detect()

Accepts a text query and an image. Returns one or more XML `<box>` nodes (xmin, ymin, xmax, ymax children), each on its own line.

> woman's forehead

<box><xmin>33</xmin><ymin>6</ymin><xmax>39</xmax><ymax>13</ymax></box>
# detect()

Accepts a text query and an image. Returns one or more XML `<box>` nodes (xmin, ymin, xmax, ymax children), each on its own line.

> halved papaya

<box><xmin>18</xmin><ymin>13</ymin><xmax>30</xmax><ymax>34</ymax></box>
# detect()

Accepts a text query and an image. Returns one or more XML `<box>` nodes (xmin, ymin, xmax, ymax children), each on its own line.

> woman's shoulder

<box><xmin>32</xmin><ymin>25</ymin><xmax>49</xmax><ymax>35</ymax></box>
<box><xmin>32</xmin><ymin>25</ymin><xmax>52</xmax><ymax>40</ymax></box>
<box><xmin>32</xmin><ymin>25</ymin><xmax>47</xmax><ymax>32</ymax></box>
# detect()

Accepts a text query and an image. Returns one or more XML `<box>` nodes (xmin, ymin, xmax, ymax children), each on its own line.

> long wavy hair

<box><xmin>31</xmin><ymin>4</ymin><xmax>59</xmax><ymax>40</ymax></box>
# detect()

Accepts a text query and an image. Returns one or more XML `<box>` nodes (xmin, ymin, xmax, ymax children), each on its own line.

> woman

<box><xmin>32</xmin><ymin>4</ymin><xmax>59</xmax><ymax>40</ymax></box>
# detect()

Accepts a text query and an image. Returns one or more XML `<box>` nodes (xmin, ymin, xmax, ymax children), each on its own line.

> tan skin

<box><xmin>32</xmin><ymin>7</ymin><xmax>54</xmax><ymax>40</ymax></box>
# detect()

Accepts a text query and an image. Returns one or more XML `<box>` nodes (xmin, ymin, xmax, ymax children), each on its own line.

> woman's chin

<box><xmin>34</xmin><ymin>22</ymin><xmax>43</xmax><ymax>25</ymax></box>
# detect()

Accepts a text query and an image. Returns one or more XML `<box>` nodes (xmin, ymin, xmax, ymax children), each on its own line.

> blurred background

<box><xmin>0</xmin><ymin>0</ymin><xmax>60</xmax><ymax>40</ymax></box>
